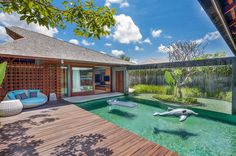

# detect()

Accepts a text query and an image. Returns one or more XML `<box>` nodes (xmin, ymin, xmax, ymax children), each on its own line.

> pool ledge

<box><xmin>63</xmin><ymin>92</ymin><xmax>124</xmax><ymax>103</ymax></box>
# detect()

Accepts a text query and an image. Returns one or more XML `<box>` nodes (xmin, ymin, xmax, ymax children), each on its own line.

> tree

<box><xmin>120</xmin><ymin>55</ymin><xmax>130</xmax><ymax>61</ymax></box>
<box><xmin>164</xmin><ymin>41</ymin><xmax>205</xmax><ymax>98</ymax></box>
<box><xmin>195</xmin><ymin>52</ymin><xmax>226</xmax><ymax>60</ymax></box>
<box><xmin>0</xmin><ymin>0</ymin><xmax>116</xmax><ymax>39</ymax></box>
<box><xmin>0</xmin><ymin>62</ymin><xmax>7</xmax><ymax>86</ymax></box>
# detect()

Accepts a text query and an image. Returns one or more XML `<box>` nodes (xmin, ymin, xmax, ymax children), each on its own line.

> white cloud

<box><xmin>0</xmin><ymin>26</ymin><xmax>12</xmax><ymax>42</ymax></box>
<box><xmin>200</xmin><ymin>6</ymin><xmax>204</xmax><ymax>12</ymax></box>
<box><xmin>120</xmin><ymin>2</ymin><xmax>129</xmax><ymax>8</ymax></box>
<box><xmin>204</xmin><ymin>31</ymin><xmax>221</xmax><ymax>40</ymax></box>
<box><xmin>194</xmin><ymin>38</ymin><xmax>204</xmax><ymax>44</ymax></box>
<box><xmin>105</xmin><ymin>43</ymin><xmax>112</xmax><ymax>46</ymax></box>
<box><xmin>158</xmin><ymin>44</ymin><xmax>169</xmax><ymax>53</ymax></box>
<box><xmin>0</xmin><ymin>12</ymin><xmax>58</xmax><ymax>41</ymax></box>
<box><xmin>140</xmin><ymin>57</ymin><xmax>169</xmax><ymax>64</ymax></box>
<box><xmin>193</xmin><ymin>31</ymin><xmax>221</xmax><ymax>44</ymax></box>
<box><xmin>113</xmin><ymin>14</ymin><xmax>142</xmax><ymax>44</ymax></box>
<box><xmin>134</xmin><ymin>45</ymin><xmax>144</xmax><ymax>51</ymax></box>
<box><xmin>69</xmin><ymin>39</ymin><xmax>79</xmax><ymax>45</ymax></box>
<box><xmin>143</xmin><ymin>38</ymin><xmax>152</xmax><ymax>45</ymax></box>
<box><xmin>100</xmin><ymin>51</ymin><xmax>107</xmax><ymax>54</ymax></box>
<box><xmin>112</xmin><ymin>49</ymin><xmax>125</xmax><ymax>56</ymax></box>
<box><xmin>164</xmin><ymin>35</ymin><xmax>172</xmax><ymax>39</ymax></box>
<box><xmin>81</xmin><ymin>39</ymin><xmax>95</xmax><ymax>46</ymax></box>
<box><xmin>130</xmin><ymin>59</ymin><xmax>138</xmax><ymax>64</ymax></box>
<box><xmin>151</xmin><ymin>29</ymin><xmax>162</xmax><ymax>38</ymax></box>
<box><xmin>105</xmin><ymin>0</ymin><xmax>129</xmax><ymax>8</ymax></box>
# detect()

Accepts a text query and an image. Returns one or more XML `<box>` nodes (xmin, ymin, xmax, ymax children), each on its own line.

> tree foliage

<box><xmin>0</xmin><ymin>62</ymin><xmax>7</xmax><ymax>86</ymax></box>
<box><xmin>164</xmin><ymin>41</ymin><xmax>205</xmax><ymax>98</ymax></box>
<box><xmin>163</xmin><ymin>41</ymin><xmax>205</xmax><ymax>62</ymax></box>
<box><xmin>164</xmin><ymin>71</ymin><xmax>175</xmax><ymax>86</ymax></box>
<box><xmin>120</xmin><ymin>55</ymin><xmax>130</xmax><ymax>61</ymax></box>
<box><xmin>0</xmin><ymin>0</ymin><xmax>116</xmax><ymax>39</ymax></box>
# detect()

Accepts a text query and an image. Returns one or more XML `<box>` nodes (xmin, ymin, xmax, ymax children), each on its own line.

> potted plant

<box><xmin>0</xmin><ymin>61</ymin><xmax>7</xmax><ymax>87</ymax></box>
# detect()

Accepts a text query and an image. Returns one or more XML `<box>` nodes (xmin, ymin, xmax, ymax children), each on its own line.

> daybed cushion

<box><xmin>21</xmin><ymin>97</ymin><xmax>47</xmax><ymax>108</ymax></box>
<box><xmin>21</xmin><ymin>97</ymin><xmax>47</xmax><ymax>105</ymax></box>
<box><xmin>7</xmin><ymin>92</ymin><xmax>16</xmax><ymax>100</ymax></box>
<box><xmin>16</xmin><ymin>93</ymin><xmax>28</xmax><ymax>100</ymax></box>
<box><xmin>28</xmin><ymin>90</ymin><xmax>40</xmax><ymax>97</ymax></box>
<box><xmin>14</xmin><ymin>90</ymin><xmax>25</xmax><ymax>95</ymax></box>
<box><xmin>7</xmin><ymin>90</ymin><xmax>25</xmax><ymax>100</ymax></box>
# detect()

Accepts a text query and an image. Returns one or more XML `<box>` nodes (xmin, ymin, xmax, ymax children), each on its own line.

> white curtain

<box><xmin>72</xmin><ymin>68</ymin><xmax>81</xmax><ymax>92</ymax></box>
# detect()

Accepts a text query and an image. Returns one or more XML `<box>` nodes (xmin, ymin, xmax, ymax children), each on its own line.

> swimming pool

<box><xmin>77</xmin><ymin>96</ymin><xmax>236</xmax><ymax>156</ymax></box>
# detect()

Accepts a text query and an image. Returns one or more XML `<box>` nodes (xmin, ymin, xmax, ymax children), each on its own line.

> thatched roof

<box><xmin>0</xmin><ymin>26</ymin><xmax>133</xmax><ymax>65</ymax></box>
<box><xmin>198</xmin><ymin>0</ymin><xmax>236</xmax><ymax>56</ymax></box>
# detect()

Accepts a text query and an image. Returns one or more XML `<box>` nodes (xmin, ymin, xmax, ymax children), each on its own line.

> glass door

<box><xmin>71</xmin><ymin>67</ymin><xmax>93</xmax><ymax>96</ymax></box>
<box><xmin>61</xmin><ymin>66</ymin><xmax>68</xmax><ymax>97</ymax></box>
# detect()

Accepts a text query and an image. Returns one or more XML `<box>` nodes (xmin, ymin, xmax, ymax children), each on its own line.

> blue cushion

<box><xmin>14</xmin><ymin>90</ymin><xmax>25</xmax><ymax>95</ymax></box>
<box><xmin>7</xmin><ymin>92</ymin><xmax>16</xmax><ymax>100</ymax></box>
<box><xmin>28</xmin><ymin>90</ymin><xmax>40</xmax><ymax>97</ymax></box>
<box><xmin>21</xmin><ymin>97</ymin><xmax>47</xmax><ymax>105</ymax></box>
<box><xmin>8</xmin><ymin>90</ymin><xmax>25</xmax><ymax>100</ymax></box>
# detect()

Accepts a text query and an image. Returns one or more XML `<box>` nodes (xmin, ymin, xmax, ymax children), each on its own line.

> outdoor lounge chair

<box><xmin>4</xmin><ymin>90</ymin><xmax>48</xmax><ymax>108</ymax></box>
<box><xmin>107</xmin><ymin>99</ymin><xmax>137</xmax><ymax>111</ymax></box>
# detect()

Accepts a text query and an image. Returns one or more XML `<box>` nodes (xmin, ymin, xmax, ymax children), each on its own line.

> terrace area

<box><xmin>0</xmin><ymin>100</ymin><xmax>177</xmax><ymax>156</ymax></box>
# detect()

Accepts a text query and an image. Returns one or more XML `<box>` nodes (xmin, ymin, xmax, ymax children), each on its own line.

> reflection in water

<box><xmin>109</xmin><ymin>109</ymin><xmax>136</xmax><ymax>119</ymax></box>
<box><xmin>153</xmin><ymin>127</ymin><xmax>198</xmax><ymax>140</ymax></box>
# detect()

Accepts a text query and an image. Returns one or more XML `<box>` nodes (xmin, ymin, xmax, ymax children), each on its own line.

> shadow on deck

<box><xmin>0</xmin><ymin>100</ymin><xmax>177</xmax><ymax>156</ymax></box>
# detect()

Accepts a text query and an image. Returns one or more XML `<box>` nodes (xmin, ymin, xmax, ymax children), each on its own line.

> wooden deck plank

<box><xmin>0</xmin><ymin>100</ymin><xmax>177</xmax><ymax>156</ymax></box>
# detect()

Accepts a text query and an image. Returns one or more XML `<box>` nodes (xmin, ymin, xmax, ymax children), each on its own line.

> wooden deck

<box><xmin>0</xmin><ymin>100</ymin><xmax>177</xmax><ymax>156</ymax></box>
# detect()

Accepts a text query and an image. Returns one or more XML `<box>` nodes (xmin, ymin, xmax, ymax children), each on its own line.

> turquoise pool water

<box><xmin>78</xmin><ymin>97</ymin><xmax>236</xmax><ymax>156</ymax></box>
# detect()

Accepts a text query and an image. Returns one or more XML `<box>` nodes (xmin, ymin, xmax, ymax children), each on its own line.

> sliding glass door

<box><xmin>71</xmin><ymin>67</ymin><xmax>93</xmax><ymax>95</ymax></box>
<box><xmin>61</xmin><ymin>66</ymin><xmax>69</xmax><ymax>97</ymax></box>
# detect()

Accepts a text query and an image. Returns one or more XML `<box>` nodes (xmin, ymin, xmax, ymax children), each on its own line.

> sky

<box><xmin>0</xmin><ymin>0</ymin><xmax>233</xmax><ymax>64</ymax></box>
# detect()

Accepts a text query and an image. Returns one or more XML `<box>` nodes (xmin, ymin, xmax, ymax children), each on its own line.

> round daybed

<box><xmin>3</xmin><ymin>90</ymin><xmax>48</xmax><ymax>109</ymax></box>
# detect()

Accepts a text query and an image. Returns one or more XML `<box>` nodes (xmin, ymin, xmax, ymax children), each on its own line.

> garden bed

<box><xmin>153</xmin><ymin>94</ymin><xmax>201</xmax><ymax>105</ymax></box>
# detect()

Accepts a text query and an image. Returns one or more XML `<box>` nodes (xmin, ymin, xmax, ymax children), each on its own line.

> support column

<box><xmin>232</xmin><ymin>58</ymin><xmax>236</xmax><ymax>114</ymax></box>
<box><xmin>67</xmin><ymin>65</ymin><xmax>71</xmax><ymax>97</ymax></box>
<box><xmin>124</xmin><ymin>68</ymin><xmax>129</xmax><ymax>94</ymax></box>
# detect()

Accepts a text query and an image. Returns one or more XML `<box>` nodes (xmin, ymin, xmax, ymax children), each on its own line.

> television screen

<box><xmin>95</xmin><ymin>74</ymin><xmax>101</xmax><ymax>82</ymax></box>
<box><xmin>104</xmin><ymin>75</ymin><xmax>110</xmax><ymax>81</ymax></box>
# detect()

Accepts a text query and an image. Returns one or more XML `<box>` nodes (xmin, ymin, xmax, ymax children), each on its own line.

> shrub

<box><xmin>225</xmin><ymin>92</ymin><xmax>232</xmax><ymax>102</ymax></box>
<box><xmin>153</xmin><ymin>94</ymin><xmax>198</xmax><ymax>105</ymax></box>
<box><xmin>181</xmin><ymin>87</ymin><xmax>201</xmax><ymax>98</ymax></box>
<box><xmin>131</xmin><ymin>84</ymin><xmax>231</xmax><ymax>102</ymax></box>
<box><xmin>132</xmin><ymin>84</ymin><xmax>173</xmax><ymax>95</ymax></box>
<box><xmin>183</xmin><ymin>97</ymin><xmax>198</xmax><ymax>104</ymax></box>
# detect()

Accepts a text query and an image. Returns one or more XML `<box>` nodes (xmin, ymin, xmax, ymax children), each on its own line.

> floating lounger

<box><xmin>107</xmin><ymin>99</ymin><xmax>137</xmax><ymax>108</ymax></box>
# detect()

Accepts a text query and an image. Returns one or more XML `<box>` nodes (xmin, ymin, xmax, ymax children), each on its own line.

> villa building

<box><xmin>0</xmin><ymin>27</ymin><xmax>132</xmax><ymax>100</ymax></box>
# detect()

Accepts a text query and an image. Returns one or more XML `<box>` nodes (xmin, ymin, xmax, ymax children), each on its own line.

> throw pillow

<box><xmin>30</xmin><ymin>91</ymin><xmax>38</xmax><ymax>98</ymax></box>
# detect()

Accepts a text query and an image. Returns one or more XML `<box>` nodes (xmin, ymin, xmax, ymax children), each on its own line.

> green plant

<box><xmin>0</xmin><ymin>62</ymin><xmax>7</xmax><ymax>86</ymax></box>
<box><xmin>120</xmin><ymin>55</ymin><xmax>130</xmax><ymax>61</ymax></box>
<box><xmin>182</xmin><ymin>87</ymin><xmax>201</xmax><ymax>98</ymax></box>
<box><xmin>153</xmin><ymin>94</ymin><xmax>198</xmax><ymax>105</ymax></box>
<box><xmin>164</xmin><ymin>69</ymin><xmax>183</xmax><ymax>97</ymax></box>
<box><xmin>164</xmin><ymin>71</ymin><xmax>175</xmax><ymax>86</ymax></box>
<box><xmin>132</xmin><ymin>84</ymin><xmax>173</xmax><ymax>95</ymax></box>
<box><xmin>225</xmin><ymin>92</ymin><xmax>232</xmax><ymax>102</ymax></box>
<box><xmin>218</xmin><ymin>91</ymin><xmax>232</xmax><ymax>102</ymax></box>
<box><xmin>0</xmin><ymin>0</ymin><xmax>116</xmax><ymax>39</ymax></box>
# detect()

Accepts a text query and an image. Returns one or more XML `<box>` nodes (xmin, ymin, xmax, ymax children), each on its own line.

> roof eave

<box><xmin>198</xmin><ymin>0</ymin><xmax>236</xmax><ymax>56</ymax></box>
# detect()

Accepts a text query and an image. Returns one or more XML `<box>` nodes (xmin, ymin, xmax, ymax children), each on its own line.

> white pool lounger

<box><xmin>107</xmin><ymin>99</ymin><xmax>137</xmax><ymax>111</ymax></box>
